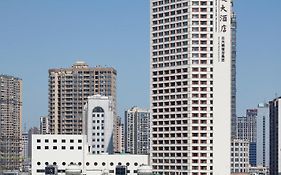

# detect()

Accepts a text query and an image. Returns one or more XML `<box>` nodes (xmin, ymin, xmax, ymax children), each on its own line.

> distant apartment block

<box><xmin>125</xmin><ymin>107</ymin><xmax>150</xmax><ymax>155</ymax></box>
<box><xmin>40</xmin><ymin>116</ymin><xmax>50</xmax><ymax>134</ymax></box>
<box><xmin>0</xmin><ymin>75</ymin><xmax>22</xmax><ymax>170</ymax></box>
<box><xmin>48</xmin><ymin>61</ymin><xmax>117</xmax><ymax>136</ymax></box>
<box><xmin>231</xmin><ymin>139</ymin><xmax>250</xmax><ymax>173</ymax></box>
<box><xmin>22</xmin><ymin>133</ymin><xmax>28</xmax><ymax>162</ymax></box>
<box><xmin>269</xmin><ymin>97</ymin><xmax>281</xmax><ymax>175</ymax></box>
<box><xmin>83</xmin><ymin>95</ymin><xmax>114</xmax><ymax>154</ymax></box>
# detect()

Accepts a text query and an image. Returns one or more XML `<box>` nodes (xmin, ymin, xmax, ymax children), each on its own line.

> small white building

<box><xmin>32</xmin><ymin>135</ymin><xmax>149</xmax><ymax>175</ymax></box>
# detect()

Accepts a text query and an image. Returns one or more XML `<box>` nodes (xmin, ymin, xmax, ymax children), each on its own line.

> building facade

<box><xmin>231</xmin><ymin>139</ymin><xmax>249</xmax><ymax>174</ymax></box>
<box><xmin>116</xmin><ymin>116</ymin><xmax>125</xmax><ymax>153</ymax></box>
<box><xmin>83</xmin><ymin>95</ymin><xmax>114</xmax><ymax>154</ymax></box>
<box><xmin>28</xmin><ymin>127</ymin><xmax>40</xmax><ymax>159</ymax></box>
<box><xmin>21</xmin><ymin>133</ymin><xmax>29</xmax><ymax>171</ymax></box>
<box><xmin>31</xmin><ymin>135</ymin><xmax>149</xmax><ymax>175</ymax></box>
<box><xmin>40</xmin><ymin>116</ymin><xmax>50</xmax><ymax>134</ymax></box>
<box><xmin>236</xmin><ymin>109</ymin><xmax>257</xmax><ymax>166</ymax></box>
<box><xmin>269</xmin><ymin>97</ymin><xmax>281</xmax><ymax>175</ymax></box>
<box><xmin>48</xmin><ymin>61</ymin><xmax>117</xmax><ymax>135</ymax></box>
<box><xmin>125</xmin><ymin>107</ymin><xmax>150</xmax><ymax>155</ymax></box>
<box><xmin>150</xmin><ymin>0</ymin><xmax>235</xmax><ymax>174</ymax></box>
<box><xmin>256</xmin><ymin>103</ymin><xmax>269</xmax><ymax>168</ymax></box>
<box><xmin>0</xmin><ymin>75</ymin><xmax>22</xmax><ymax>171</ymax></box>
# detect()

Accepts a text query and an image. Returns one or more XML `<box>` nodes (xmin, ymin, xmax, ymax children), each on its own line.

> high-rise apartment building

<box><xmin>269</xmin><ymin>97</ymin><xmax>281</xmax><ymax>175</ymax></box>
<box><xmin>150</xmin><ymin>0</ymin><xmax>235</xmax><ymax>174</ymax></box>
<box><xmin>256</xmin><ymin>103</ymin><xmax>269</xmax><ymax>168</ymax></box>
<box><xmin>40</xmin><ymin>116</ymin><xmax>50</xmax><ymax>134</ymax></box>
<box><xmin>83</xmin><ymin>95</ymin><xmax>114</xmax><ymax>154</ymax></box>
<box><xmin>125</xmin><ymin>107</ymin><xmax>150</xmax><ymax>155</ymax></box>
<box><xmin>0</xmin><ymin>75</ymin><xmax>22</xmax><ymax>171</ymax></box>
<box><xmin>48</xmin><ymin>61</ymin><xmax>117</xmax><ymax>135</ymax></box>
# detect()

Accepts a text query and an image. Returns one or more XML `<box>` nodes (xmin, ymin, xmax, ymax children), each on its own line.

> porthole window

<box><xmin>126</xmin><ymin>162</ymin><xmax>130</xmax><ymax>166</ymax></box>
<box><xmin>94</xmin><ymin>162</ymin><xmax>98</xmax><ymax>166</ymax></box>
<box><xmin>118</xmin><ymin>162</ymin><xmax>122</xmax><ymax>166</ymax></box>
<box><xmin>110</xmin><ymin>162</ymin><xmax>114</xmax><ymax>166</ymax></box>
<box><xmin>37</xmin><ymin>162</ymin><xmax>41</xmax><ymax>165</ymax></box>
<box><xmin>78</xmin><ymin>162</ymin><xmax>82</xmax><ymax>166</ymax></box>
<box><xmin>102</xmin><ymin>162</ymin><xmax>106</xmax><ymax>166</ymax></box>
<box><xmin>45</xmin><ymin>162</ymin><xmax>49</xmax><ymax>166</ymax></box>
<box><xmin>134</xmin><ymin>162</ymin><xmax>138</xmax><ymax>166</ymax></box>
<box><xmin>86</xmin><ymin>162</ymin><xmax>90</xmax><ymax>166</ymax></box>
<box><xmin>62</xmin><ymin>162</ymin><xmax>66</xmax><ymax>166</ymax></box>
<box><xmin>53</xmin><ymin>162</ymin><xmax>57</xmax><ymax>165</ymax></box>
<box><xmin>70</xmin><ymin>162</ymin><xmax>74</xmax><ymax>165</ymax></box>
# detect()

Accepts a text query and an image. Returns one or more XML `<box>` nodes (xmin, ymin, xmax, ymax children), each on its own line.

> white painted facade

<box><xmin>150</xmin><ymin>0</ymin><xmax>234</xmax><ymax>174</ymax></box>
<box><xmin>83</xmin><ymin>95</ymin><xmax>114</xmax><ymax>154</ymax></box>
<box><xmin>32</xmin><ymin>135</ymin><xmax>149</xmax><ymax>175</ymax></box>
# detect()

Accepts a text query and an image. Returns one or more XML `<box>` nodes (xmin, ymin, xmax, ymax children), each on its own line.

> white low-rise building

<box><xmin>32</xmin><ymin>135</ymin><xmax>149</xmax><ymax>175</ymax></box>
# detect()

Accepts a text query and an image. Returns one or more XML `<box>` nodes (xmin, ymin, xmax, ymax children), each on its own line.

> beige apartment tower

<box><xmin>0</xmin><ymin>75</ymin><xmax>22</xmax><ymax>171</ymax></box>
<box><xmin>48</xmin><ymin>61</ymin><xmax>117</xmax><ymax>136</ymax></box>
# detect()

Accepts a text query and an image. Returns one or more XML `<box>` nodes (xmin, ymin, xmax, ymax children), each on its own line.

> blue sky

<box><xmin>0</xmin><ymin>0</ymin><xmax>280</xmax><ymax>129</ymax></box>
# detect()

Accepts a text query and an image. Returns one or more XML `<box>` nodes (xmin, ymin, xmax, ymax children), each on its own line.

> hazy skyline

<box><xmin>0</xmin><ymin>0</ymin><xmax>280</xmax><ymax>129</ymax></box>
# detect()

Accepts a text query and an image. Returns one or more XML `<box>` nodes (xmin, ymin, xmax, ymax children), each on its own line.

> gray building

<box><xmin>256</xmin><ymin>103</ymin><xmax>270</xmax><ymax>168</ymax></box>
<box><xmin>27</xmin><ymin>127</ymin><xmax>39</xmax><ymax>159</ymax></box>
<box><xmin>125</xmin><ymin>107</ymin><xmax>150</xmax><ymax>155</ymax></box>
<box><xmin>236</xmin><ymin>109</ymin><xmax>257</xmax><ymax>166</ymax></box>
<box><xmin>0</xmin><ymin>75</ymin><xmax>22</xmax><ymax>171</ymax></box>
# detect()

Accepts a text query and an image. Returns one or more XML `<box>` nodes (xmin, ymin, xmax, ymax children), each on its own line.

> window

<box><xmin>53</xmin><ymin>146</ymin><xmax>57</xmax><ymax>150</ymax></box>
<box><xmin>37</xmin><ymin>162</ymin><xmax>41</xmax><ymax>165</ymax></box>
<box><xmin>37</xmin><ymin>139</ymin><xmax>41</xmax><ymax>143</ymax></box>
<box><xmin>62</xmin><ymin>146</ymin><xmax>66</xmax><ymax>150</ymax></box>
<box><xmin>78</xmin><ymin>146</ymin><xmax>82</xmax><ymax>150</ymax></box>
<box><xmin>70</xmin><ymin>139</ymin><xmax>74</xmax><ymax>143</ymax></box>
<box><xmin>45</xmin><ymin>139</ymin><xmax>49</xmax><ymax>143</ymax></box>
<box><xmin>70</xmin><ymin>146</ymin><xmax>74</xmax><ymax>150</ymax></box>
<box><xmin>45</xmin><ymin>146</ymin><xmax>49</xmax><ymax>150</ymax></box>
<box><xmin>62</xmin><ymin>139</ymin><xmax>66</xmax><ymax>143</ymax></box>
<box><xmin>37</xmin><ymin>146</ymin><xmax>41</xmax><ymax>150</ymax></box>
<box><xmin>53</xmin><ymin>139</ymin><xmax>57</xmax><ymax>143</ymax></box>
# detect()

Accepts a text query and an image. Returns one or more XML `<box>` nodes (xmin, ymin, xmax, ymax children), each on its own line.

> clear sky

<box><xmin>0</xmin><ymin>0</ymin><xmax>280</xmax><ymax>129</ymax></box>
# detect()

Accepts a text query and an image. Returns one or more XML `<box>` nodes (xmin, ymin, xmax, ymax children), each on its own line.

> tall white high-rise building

<box><xmin>150</xmin><ymin>0</ymin><xmax>234</xmax><ymax>174</ymax></box>
<box><xmin>83</xmin><ymin>95</ymin><xmax>114</xmax><ymax>154</ymax></box>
